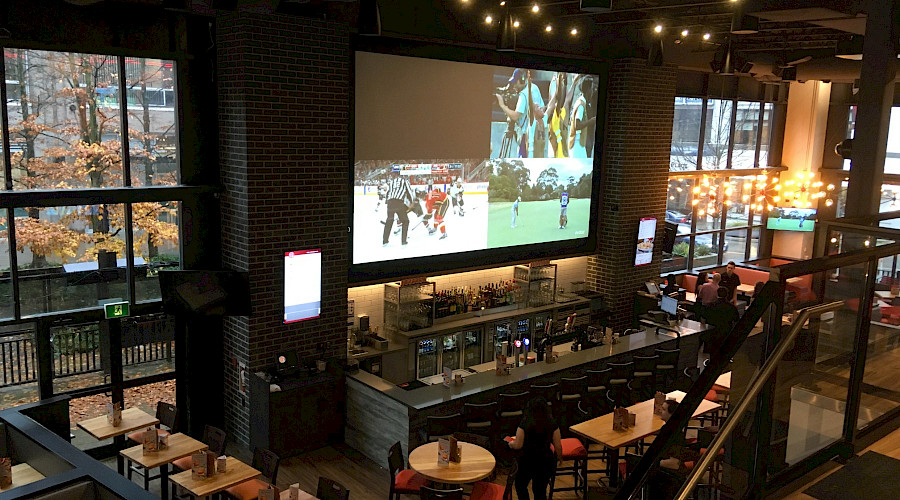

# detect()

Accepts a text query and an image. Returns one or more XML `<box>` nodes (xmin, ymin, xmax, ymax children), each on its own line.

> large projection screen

<box><xmin>352</xmin><ymin>51</ymin><xmax>603</xmax><ymax>282</ymax></box>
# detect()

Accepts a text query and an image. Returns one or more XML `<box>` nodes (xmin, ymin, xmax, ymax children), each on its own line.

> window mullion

<box><xmin>697</xmin><ymin>98</ymin><xmax>708</xmax><ymax>170</ymax></box>
<box><xmin>754</xmin><ymin>101</ymin><xmax>765</xmax><ymax>168</ymax></box>
<box><xmin>0</xmin><ymin>47</ymin><xmax>13</xmax><ymax>189</ymax></box>
<box><xmin>726</xmin><ymin>99</ymin><xmax>737</xmax><ymax>169</ymax></box>
<box><xmin>118</xmin><ymin>57</ymin><xmax>135</xmax><ymax>305</ymax></box>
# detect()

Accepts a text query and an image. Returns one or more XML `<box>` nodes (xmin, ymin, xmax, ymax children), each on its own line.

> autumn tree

<box><xmin>3</xmin><ymin>50</ymin><xmax>178</xmax><ymax>270</ymax></box>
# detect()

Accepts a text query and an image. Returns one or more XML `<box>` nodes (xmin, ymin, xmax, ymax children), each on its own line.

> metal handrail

<box><xmin>674</xmin><ymin>300</ymin><xmax>845</xmax><ymax>500</ymax></box>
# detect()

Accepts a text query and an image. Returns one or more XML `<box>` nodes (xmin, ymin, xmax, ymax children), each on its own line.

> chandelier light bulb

<box><xmin>485</xmin><ymin>15</ymin><xmax>493</xmax><ymax>24</ymax></box>
<box><xmin>703</xmin><ymin>32</ymin><xmax>711</xmax><ymax>40</ymax></box>
<box><xmin>546</xmin><ymin>24</ymin><xmax>552</xmax><ymax>32</ymax></box>
<box><xmin>654</xmin><ymin>24</ymin><xmax>663</xmax><ymax>33</ymax></box>
<box><xmin>681</xmin><ymin>28</ymin><xmax>689</xmax><ymax>37</ymax></box>
<box><xmin>532</xmin><ymin>3</ymin><xmax>540</xmax><ymax>13</ymax></box>
<box><xmin>570</xmin><ymin>28</ymin><xmax>578</xmax><ymax>36</ymax></box>
<box><xmin>513</xmin><ymin>20</ymin><xmax>520</xmax><ymax>28</ymax></box>
<box><xmin>826</xmin><ymin>199</ymin><xmax>834</xmax><ymax>206</ymax></box>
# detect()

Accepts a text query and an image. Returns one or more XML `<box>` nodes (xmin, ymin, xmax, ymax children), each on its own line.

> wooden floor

<box><xmin>779</xmin><ymin>425</ymin><xmax>900</xmax><ymax>499</ymax></box>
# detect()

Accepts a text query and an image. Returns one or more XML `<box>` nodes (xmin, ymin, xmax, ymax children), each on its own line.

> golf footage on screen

<box><xmin>353</xmin><ymin>52</ymin><xmax>599</xmax><ymax>265</ymax></box>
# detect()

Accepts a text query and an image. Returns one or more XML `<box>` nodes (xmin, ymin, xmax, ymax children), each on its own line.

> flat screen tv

<box><xmin>158</xmin><ymin>270</ymin><xmax>251</xmax><ymax>316</ymax></box>
<box><xmin>351</xmin><ymin>50</ymin><xmax>606</xmax><ymax>283</ymax></box>
<box><xmin>767</xmin><ymin>207</ymin><xmax>816</xmax><ymax>232</ymax></box>
<box><xmin>634</xmin><ymin>217</ymin><xmax>657</xmax><ymax>267</ymax></box>
<box><xmin>284</xmin><ymin>249</ymin><xmax>322</xmax><ymax>323</ymax></box>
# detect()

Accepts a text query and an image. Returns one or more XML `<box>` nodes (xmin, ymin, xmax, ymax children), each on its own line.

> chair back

<box><xmin>156</xmin><ymin>401</ymin><xmax>178</xmax><ymax>432</ymax></box>
<box><xmin>498</xmin><ymin>392</ymin><xmax>529</xmax><ymax>415</ymax></box>
<box><xmin>251</xmin><ymin>448</ymin><xmax>280</xmax><ymax>484</ymax></box>
<box><xmin>655</xmin><ymin>348</ymin><xmax>680</xmax><ymax>369</ymax></box>
<box><xmin>316</xmin><ymin>476</ymin><xmax>350</xmax><ymax>500</ymax></box>
<box><xmin>388</xmin><ymin>441</ymin><xmax>406</xmax><ymax>478</ymax></box>
<box><xmin>202</xmin><ymin>425</ymin><xmax>227</xmax><ymax>457</ymax></box>
<box><xmin>420</xmin><ymin>486</ymin><xmax>464</xmax><ymax>500</ymax></box>
<box><xmin>559</xmin><ymin>376</ymin><xmax>586</xmax><ymax>401</ymax></box>
<box><xmin>633</xmin><ymin>355</ymin><xmax>659</xmax><ymax>375</ymax></box>
<box><xmin>608</xmin><ymin>361</ymin><xmax>634</xmax><ymax>384</ymax></box>
<box><xmin>586</xmin><ymin>368</ymin><xmax>611</xmax><ymax>392</ymax></box>
<box><xmin>463</xmin><ymin>402</ymin><xmax>498</xmax><ymax>431</ymax></box>
<box><xmin>426</xmin><ymin>413</ymin><xmax>461</xmax><ymax>441</ymax></box>
<box><xmin>529</xmin><ymin>382</ymin><xmax>559</xmax><ymax>404</ymax></box>
<box><xmin>453</xmin><ymin>432</ymin><xmax>490</xmax><ymax>449</ymax></box>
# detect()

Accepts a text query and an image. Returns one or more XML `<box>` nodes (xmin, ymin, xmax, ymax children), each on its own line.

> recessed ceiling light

<box><xmin>681</xmin><ymin>28</ymin><xmax>689</xmax><ymax>37</ymax></box>
<box><xmin>570</xmin><ymin>28</ymin><xmax>578</xmax><ymax>36</ymax></box>
<box><xmin>545</xmin><ymin>24</ymin><xmax>552</xmax><ymax>32</ymax></box>
<box><xmin>532</xmin><ymin>4</ymin><xmax>540</xmax><ymax>14</ymax></box>
<box><xmin>485</xmin><ymin>15</ymin><xmax>493</xmax><ymax>24</ymax></box>
<box><xmin>654</xmin><ymin>24</ymin><xmax>663</xmax><ymax>33</ymax></box>
<box><xmin>513</xmin><ymin>20</ymin><xmax>520</xmax><ymax>28</ymax></box>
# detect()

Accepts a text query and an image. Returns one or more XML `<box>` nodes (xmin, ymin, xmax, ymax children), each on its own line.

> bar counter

<box><xmin>345</xmin><ymin>320</ymin><xmax>709</xmax><ymax>463</ymax></box>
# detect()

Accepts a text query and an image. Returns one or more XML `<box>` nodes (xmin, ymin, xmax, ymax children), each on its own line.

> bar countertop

<box><xmin>347</xmin><ymin>322</ymin><xmax>708</xmax><ymax>411</ymax></box>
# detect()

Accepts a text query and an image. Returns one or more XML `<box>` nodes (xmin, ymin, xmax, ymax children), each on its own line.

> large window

<box><xmin>671</xmin><ymin>97</ymin><xmax>775</xmax><ymax>171</ymax></box>
<box><xmin>0</xmin><ymin>49</ymin><xmax>182</xmax><ymax>417</ymax></box>
<box><xmin>1</xmin><ymin>50</ymin><xmax>180</xmax><ymax>319</ymax></box>
<box><xmin>665</xmin><ymin>96</ymin><xmax>774</xmax><ymax>271</ymax></box>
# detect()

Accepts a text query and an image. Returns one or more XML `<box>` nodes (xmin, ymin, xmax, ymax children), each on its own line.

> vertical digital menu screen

<box><xmin>284</xmin><ymin>249</ymin><xmax>322</xmax><ymax>323</ymax></box>
<box><xmin>634</xmin><ymin>217</ymin><xmax>657</xmax><ymax>267</ymax></box>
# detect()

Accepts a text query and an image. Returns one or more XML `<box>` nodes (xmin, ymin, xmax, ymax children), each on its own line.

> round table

<box><xmin>408</xmin><ymin>441</ymin><xmax>496</xmax><ymax>484</ymax></box>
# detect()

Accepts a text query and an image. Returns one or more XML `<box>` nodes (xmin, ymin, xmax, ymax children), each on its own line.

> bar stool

<box><xmin>558</xmin><ymin>376</ymin><xmax>587</xmax><ymax>432</ymax></box>
<box><xmin>631</xmin><ymin>355</ymin><xmax>658</xmax><ymax>400</ymax></box>
<box><xmin>497</xmin><ymin>392</ymin><xmax>529</xmax><ymax>438</ymax></box>
<box><xmin>425</xmin><ymin>413</ymin><xmax>461</xmax><ymax>442</ymax></box>
<box><xmin>462</xmin><ymin>402</ymin><xmax>498</xmax><ymax>438</ymax></box>
<box><xmin>654</xmin><ymin>348</ymin><xmax>680</xmax><ymax>391</ymax></box>
<box><xmin>551</xmin><ymin>400</ymin><xmax>590</xmax><ymax>498</ymax></box>
<box><xmin>529</xmin><ymin>382</ymin><xmax>559</xmax><ymax>414</ymax></box>
<box><xmin>607</xmin><ymin>361</ymin><xmax>634</xmax><ymax>406</ymax></box>
<box><xmin>585</xmin><ymin>368</ymin><xmax>612</xmax><ymax>417</ymax></box>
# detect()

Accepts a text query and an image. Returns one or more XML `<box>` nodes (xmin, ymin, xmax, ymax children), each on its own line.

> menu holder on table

<box><xmin>288</xmin><ymin>483</ymin><xmax>301</xmax><ymax>500</ymax></box>
<box><xmin>495</xmin><ymin>354</ymin><xmax>507</xmax><ymax>375</ymax></box>
<box><xmin>653</xmin><ymin>392</ymin><xmax>666</xmax><ymax>415</ymax></box>
<box><xmin>612</xmin><ymin>407</ymin><xmax>636</xmax><ymax>431</ymax></box>
<box><xmin>191</xmin><ymin>450</ymin><xmax>216</xmax><ymax>479</ymax></box>
<box><xmin>437</xmin><ymin>438</ymin><xmax>450</xmax><ymax>466</ymax></box>
<box><xmin>259</xmin><ymin>484</ymin><xmax>279</xmax><ymax>500</ymax></box>
<box><xmin>0</xmin><ymin>457</ymin><xmax>11</xmax><ymax>488</ymax></box>
<box><xmin>106</xmin><ymin>402</ymin><xmax>122</xmax><ymax>427</ymax></box>
<box><xmin>142</xmin><ymin>428</ymin><xmax>159</xmax><ymax>455</ymax></box>
<box><xmin>449</xmin><ymin>436</ymin><xmax>461</xmax><ymax>463</ymax></box>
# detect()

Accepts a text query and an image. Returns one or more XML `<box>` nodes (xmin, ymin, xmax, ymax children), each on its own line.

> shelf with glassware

<box><xmin>383</xmin><ymin>280</ymin><xmax>436</xmax><ymax>334</ymax></box>
<box><xmin>514</xmin><ymin>262</ymin><xmax>557</xmax><ymax>307</ymax></box>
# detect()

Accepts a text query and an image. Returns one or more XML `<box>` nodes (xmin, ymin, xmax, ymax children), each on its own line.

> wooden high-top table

<box><xmin>569</xmin><ymin>390</ymin><xmax>721</xmax><ymax>488</ymax></box>
<box><xmin>169</xmin><ymin>456</ymin><xmax>261</xmax><ymax>498</ymax></box>
<box><xmin>408</xmin><ymin>441</ymin><xmax>496</xmax><ymax>485</ymax></box>
<box><xmin>120</xmin><ymin>433</ymin><xmax>208</xmax><ymax>500</ymax></box>
<box><xmin>76</xmin><ymin>407</ymin><xmax>159</xmax><ymax>474</ymax></box>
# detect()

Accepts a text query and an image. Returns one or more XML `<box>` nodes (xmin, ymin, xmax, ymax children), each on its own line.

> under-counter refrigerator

<box><xmin>416</xmin><ymin>337</ymin><xmax>438</xmax><ymax>379</ymax></box>
<box><xmin>462</xmin><ymin>328</ymin><xmax>485</xmax><ymax>368</ymax></box>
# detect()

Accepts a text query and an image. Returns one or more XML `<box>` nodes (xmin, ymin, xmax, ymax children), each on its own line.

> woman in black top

<box><xmin>507</xmin><ymin>397</ymin><xmax>563</xmax><ymax>500</ymax></box>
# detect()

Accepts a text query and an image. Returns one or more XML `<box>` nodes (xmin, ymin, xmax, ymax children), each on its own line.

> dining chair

<box><xmin>223</xmin><ymin>448</ymin><xmax>280</xmax><ymax>500</ymax></box>
<box><xmin>470</xmin><ymin>461</ymin><xmax>516</xmax><ymax>500</ymax></box>
<box><xmin>170</xmin><ymin>425</ymin><xmax>227</xmax><ymax>500</ymax></box>
<box><xmin>388</xmin><ymin>441</ymin><xmax>427</xmax><ymax>500</ymax></box>
<box><xmin>316</xmin><ymin>476</ymin><xmax>350</xmax><ymax>500</ymax></box>
<box><xmin>420</xmin><ymin>486</ymin><xmax>464</xmax><ymax>500</ymax></box>
<box><xmin>126</xmin><ymin>401</ymin><xmax>178</xmax><ymax>487</ymax></box>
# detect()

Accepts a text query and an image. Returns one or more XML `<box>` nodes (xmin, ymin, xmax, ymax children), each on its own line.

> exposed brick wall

<box><xmin>588</xmin><ymin>59</ymin><xmax>676</xmax><ymax>329</ymax></box>
<box><xmin>217</xmin><ymin>12</ymin><xmax>350</xmax><ymax>444</ymax></box>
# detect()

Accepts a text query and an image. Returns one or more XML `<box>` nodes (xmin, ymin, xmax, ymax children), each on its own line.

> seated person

<box><xmin>662</xmin><ymin>274</ymin><xmax>679</xmax><ymax>297</ymax></box>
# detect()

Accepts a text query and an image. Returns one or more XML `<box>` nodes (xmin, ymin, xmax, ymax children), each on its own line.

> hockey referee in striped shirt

<box><xmin>383</xmin><ymin>168</ymin><xmax>414</xmax><ymax>247</ymax></box>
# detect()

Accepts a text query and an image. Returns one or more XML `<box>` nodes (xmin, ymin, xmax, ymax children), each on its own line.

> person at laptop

<box><xmin>662</xmin><ymin>274</ymin><xmax>679</xmax><ymax>297</ymax></box>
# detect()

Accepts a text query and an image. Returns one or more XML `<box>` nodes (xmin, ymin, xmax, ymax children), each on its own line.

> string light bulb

<box><xmin>485</xmin><ymin>15</ymin><xmax>493</xmax><ymax>24</ymax></box>
<box><xmin>570</xmin><ymin>28</ymin><xmax>578</xmax><ymax>36</ymax></box>
<box><xmin>513</xmin><ymin>20</ymin><xmax>520</xmax><ymax>28</ymax></box>
<box><xmin>545</xmin><ymin>24</ymin><xmax>552</xmax><ymax>32</ymax></box>
<box><xmin>654</xmin><ymin>24</ymin><xmax>663</xmax><ymax>33</ymax></box>
<box><xmin>703</xmin><ymin>32</ymin><xmax>711</xmax><ymax>40</ymax></box>
<box><xmin>681</xmin><ymin>28</ymin><xmax>689</xmax><ymax>37</ymax></box>
<box><xmin>532</xmin><ymin>3</ymin><xmax>540</xmax><ymax>13</ymax></box>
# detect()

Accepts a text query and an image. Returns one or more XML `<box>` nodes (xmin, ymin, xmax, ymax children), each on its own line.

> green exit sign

<box><xmin>104</xmin><ymin>301</ymin><xmax>130</xmax><ymax>319</ymax></box>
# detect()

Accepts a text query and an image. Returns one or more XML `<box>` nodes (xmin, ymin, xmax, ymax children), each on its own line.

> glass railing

<box><xmin>615</xmin><ymin>214</ymin><xmax>900</xmax><ymax>499</ymax></box>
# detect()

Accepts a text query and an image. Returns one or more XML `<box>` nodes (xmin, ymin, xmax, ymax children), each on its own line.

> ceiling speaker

<box><xmin>580</xmin><ymin>0</ymin><xmax>612</xmax><ymax>13</ymax></box>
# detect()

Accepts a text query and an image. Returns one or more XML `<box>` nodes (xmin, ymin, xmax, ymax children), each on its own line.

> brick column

<box><xmin>217</xmin><ymin>12</ymin><xmax>351</xmax><ymax>444</ymax></box>
<box><xmin>588</xmin><ymin>59</ymin><xmax>676</xmax><ymax>329</ymax></box>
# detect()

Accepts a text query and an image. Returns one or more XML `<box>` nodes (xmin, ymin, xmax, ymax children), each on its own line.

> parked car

<box><xmin>675</xmin><ymin>225</ymin><xmax>728</xmax><ymax>253</ymax></box>
<box><xmin>665</xmin><ymin>210</ymin><xmax>691</xmax><ymax>224</ymax></box>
